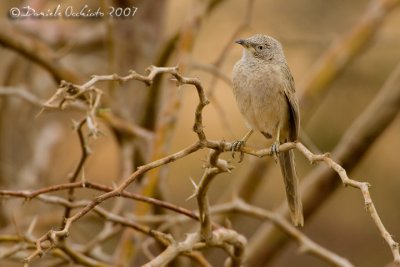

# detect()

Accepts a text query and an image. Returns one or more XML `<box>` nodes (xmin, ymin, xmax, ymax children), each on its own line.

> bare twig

<box><xmin>196</xmin><ymin>149</ymin><xmax>234</xmax><ymax>241</ymax></box>
<box><xmin>97</xmin><ymin>110</ymin><xmax>154</xmax><ymax>143</ymax></box>
<box><xmin>0</xmin><ymin>87</ymin><xmax>44</xmax><ymax>106</ymax></box>
<box><xmin>61</xmin><ymin>118</ymin><xmax>90</xmax><ymax>231</ymax></box>
<box><xmin>0</xmin><ymin>22</ymin><xmax>81</xmax><ymax>83</ymax></box>
<box><xmin>295</xmin><ymin>143</ymin><xmax>400</xmax><ymax>263</ymax></box>
<box><xmin>213</xmin><ymin>199</ymin><xmax>354</xmax><ymax>267</ymax></box>
<box><xmin>0</xmin><ymin>181</ymin><xmax>198</xmax><ymax>221</ymax></box>
<box><xmin>143</xmin><ymin>226</ymin><xmax>246</xmax><ymax>267</ymax></box>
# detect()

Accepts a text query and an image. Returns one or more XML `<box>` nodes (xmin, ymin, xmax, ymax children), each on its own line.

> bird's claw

<box><xmin>231</xmin><ymin>140</ymin><xmax>245</xmax><ymax>163</ymax></box>
<box><xmin>270</xmin><ymin>142</ymin><xmax>280</xmax><ymax>163</ymax></box>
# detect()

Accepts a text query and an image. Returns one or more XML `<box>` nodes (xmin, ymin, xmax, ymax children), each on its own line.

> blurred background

<box><xmin>0</xmin><ymin>0</ymin><xmax>400</xmax><ymax>266</ymax></box>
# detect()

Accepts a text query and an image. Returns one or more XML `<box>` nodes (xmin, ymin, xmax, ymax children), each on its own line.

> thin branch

<box><xmin>0</xmin><ymin>22</ymin><xmax>81</xmax><ymax>83</ymax></box>
<box><xmin>61</xmin><ymin>118</ymin><xmax>90</xmax><ymax>231</ymax></box>
<box><xmin>59</xmin><ymin>243</ymin><xmax>111</xmax><ymax>267</ymax></box>
<box><xmin>234</xmin><ymin>141</ymin><xmax>400</xmax><ymax>264</ymax></box>
<box><xmin>0</xmin><ymin>181</ymin><xmax>198</xmax><ymax>221</ymax></box>
<box><xmin>97</xmin><ymin>110</ymin><xmax>154</xmax><ymax>143</ymax></box>
<box><xmin>295</xmin><ymin>144</ymin><xmax>400</xmax><ymax>263</ymax></box>
<box><xmin>143</xmin><ymin>227</ymin><xmax>246</xmax><ymax>267</ymax></box>
<box><xmin>142</xmin><ymin>233</ymin><xmax>201</xmax><ymax>267</ymax></box>
<box><xmin>190</xmin><ymin>62</ymin><xmax>232</xmax><ymax>86</ymax></box>
<box><xmin>216</xmin><ymin>199</ymin><xmax>354</xmax><ymax>267</ymax></box>
<box><xmin>195</xmin><ymin>149</ymin><xmax>234</xmax><ymax>241</ymax></box>
<box><xmin>0</xmin><ymin>87</ymin><xmax>44</xmax><ymax>106</ymax></box>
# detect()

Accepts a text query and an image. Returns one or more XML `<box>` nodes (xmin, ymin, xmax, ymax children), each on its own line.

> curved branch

<box><xmin>0</xmin><ymin>22</ymin><xmax>81</xmax><ymax>83</ymax></box>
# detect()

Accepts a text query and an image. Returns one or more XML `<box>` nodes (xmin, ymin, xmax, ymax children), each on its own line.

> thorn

<box><xmin>186</xmin><ymin>192</ymin><xmax>197</xmax><ymax>201</ymax></box>
<box><xmin>81</xmin><ymin>168</ymin><xmax>86</xmax><ymax>184</ymax></box>
<box><xmin>169</xmin><ymin>77</ymin><xmax>183</xmax><ymax>87</ymax></box>
<box><xmin>216</xmin><ymin>159</ymin><xmax>235</xmax><ymax>173</ymax></box>
<box><xmin>86</xmin><ymin>116</ymin><xmax>99</xmax><ymax>137</ymax></box>
<box><xmin>71</xmin><ymin>119</ymin><xmax>80</xmax><ymax>130</ymax></box>
<box><xmin>223</xmin><ymin>218</ymin><xmax>232</xmax><ymax>229</ymax></box>
<box><xmin>145</xmin><ymin>66</ymin><xmax>152</xmax><ymax>73</ymax></box>
<box><xmin>186</xmin><ymin>177</ymin><xmax>198</xmax><ymax>201</ymax></box>
<box><xmin>60</xmin><ymin>80</ymin><xmax>67</xmax><ymax>87</ymax></box>
<box><xmin>27</xmin><ymin>216</ymin><xmax>38</xmax><ymax>235</ymax></box>
<box><xmin>111</xmin><ymin>182</ymin><xmax>117</xmax><ymax>190</ymax></box>
<box><xmin>189</xmin><ymin>176</ymin><xmax>198</xmax><ymax>190</ymax></box>
<box><xmin>297</xmin><ymin>244</ymin><xmax>308</xmax><ymax>254</ymax></box>
<box><xmin>34</xmin><ymin>108</ymin><xmax>45</xmax><ymax>119</ymax></box>
<box><xmin>85</xmin><ymin>145</ymin><xmax>93</xmax><ymax>155</ymax></box>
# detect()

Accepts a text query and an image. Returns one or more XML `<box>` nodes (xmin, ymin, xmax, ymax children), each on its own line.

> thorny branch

<box><xmin>0</xmin><ymin>66</ymin><xmax>399</xmax><ymax>266</ymax></box>
<box><xmin>212</xmin><ymin>199</ymin><xmax>354</xmax><ymax>267</ymax></box>
<box><xmin>61</xmin><ymin>118</ymin><xmax>91</xmax><ymax>232</ymax></box>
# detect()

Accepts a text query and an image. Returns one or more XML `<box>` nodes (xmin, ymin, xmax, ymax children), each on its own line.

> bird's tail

<box><xmin>278</xmin><ymin>150</ymin><xmax>304</xmax><ymax>227</ymax></box>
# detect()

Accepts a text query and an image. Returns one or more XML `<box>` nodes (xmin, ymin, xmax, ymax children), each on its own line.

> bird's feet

<box><xmin>231</xmin><ymin>130</ymin><xmax>254</xmax><ymax>163</ymax></box>
<box><xmin>270</xmin><ymin>141</ymin><xmax>280</xmax><ymax>163</ymax></box>
<box><xmin>231</xmin><ymin>140</ymin><xmax>246</xmax><ymax>163</ymax></box>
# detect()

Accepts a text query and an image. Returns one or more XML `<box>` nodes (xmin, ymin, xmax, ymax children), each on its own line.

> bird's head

<box><xmin>235</xmin><ymin>34</ymin><xmax>285</xmax><ymax>63</ymax></box>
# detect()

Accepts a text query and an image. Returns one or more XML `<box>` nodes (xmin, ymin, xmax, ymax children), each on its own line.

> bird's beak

<box><xmin>235</xmin><ymin>39</ymin><xmax>248</xmax><ymax>47</ymax></box>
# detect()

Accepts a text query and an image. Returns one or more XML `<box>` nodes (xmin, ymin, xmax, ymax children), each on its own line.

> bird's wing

<box><xmin>281</xmin><ymin>64</ymin><xmax>300</xmax><ymax>141</ymax></box>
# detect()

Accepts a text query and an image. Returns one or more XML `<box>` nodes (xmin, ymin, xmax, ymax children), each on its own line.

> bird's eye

<box><xmin>257</xmin><ymin>45</ymin><xmax>264</xmax><ymax>50</ymax></box>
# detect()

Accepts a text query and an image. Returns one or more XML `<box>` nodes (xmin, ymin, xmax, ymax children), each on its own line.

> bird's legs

<box><xmin>270</xmin><ymin>128</ymin><xmax>281</xmax><ymax>163</ymax></box>
<box><xmin>231</xmin><ymin>129</ymin><xmax>253</xmax><ymax>162</ymax></box>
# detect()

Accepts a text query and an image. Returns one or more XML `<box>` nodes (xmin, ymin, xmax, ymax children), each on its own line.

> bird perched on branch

<box><xmin>231</xmin><ymin>34</ymin><xmax>303</xmax><ymax>226</ymax></box>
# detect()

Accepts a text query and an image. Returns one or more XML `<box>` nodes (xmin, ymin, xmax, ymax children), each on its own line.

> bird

<box><xmin>231</xmin><ymin>34</ymin><xmax>304</xmax><ymax>226</ymax></box>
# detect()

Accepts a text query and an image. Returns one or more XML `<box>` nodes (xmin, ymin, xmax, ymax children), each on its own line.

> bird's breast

<box><xmin>232</xmin><ymin>60</ymin><xmax>290</xmax><ymax>139</ymax></box>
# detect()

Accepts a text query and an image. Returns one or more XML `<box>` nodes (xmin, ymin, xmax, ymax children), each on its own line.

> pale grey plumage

<box><xmin>232</xmin><ymin>34</ymin><xmax>303</xmax><ymax>226</ymax></box>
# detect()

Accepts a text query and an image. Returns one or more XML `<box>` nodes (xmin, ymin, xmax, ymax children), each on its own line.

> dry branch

<box><xmin>1</xmin><ymin>65</ymin><xmax>398</xmax><ymax>267</ymax></box>
<box><xmin>144</xmin><ymin>148</ymin><xmax>245</xmax><ymax>267</ymax></box>
<box><xmin>17</xmin><ymin>66</ymin><xmax>210</xmax><ymax>264</ymax></box>
<box><xmin>0</xmin><ymin>87</ymin><xmax>44</xmax><ymax>106</ymax></box>
<box><xmin>0</xmin><ymin>22</ymin><xmax>81</xmax><ymax>83</ymax></box>
<box><xmin>213</xmin><ymin>199</ymin><xmax>354</xmax><ymax>267</ymax></box>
